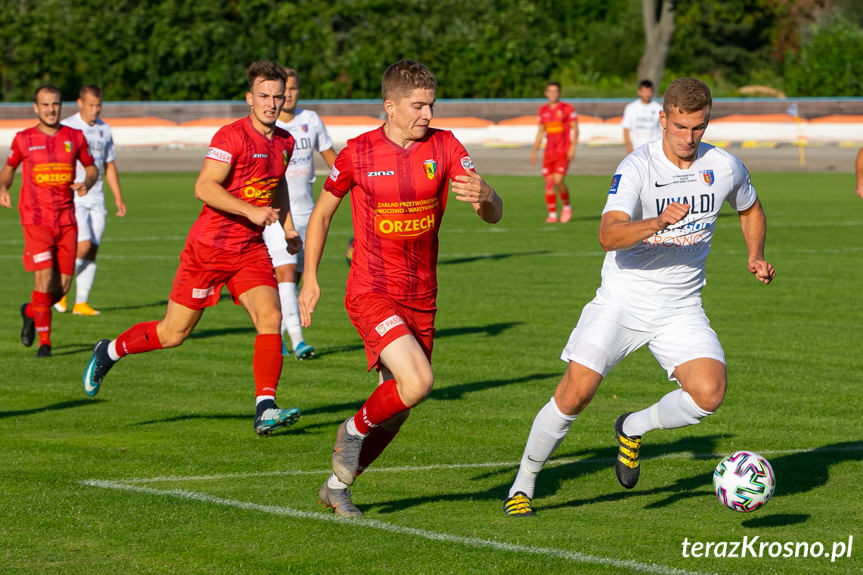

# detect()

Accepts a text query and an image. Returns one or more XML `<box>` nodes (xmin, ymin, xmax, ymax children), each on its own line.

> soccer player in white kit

<box><xmin>503</xmin><ymin>78</ymin><xmax>776</xmax><ymax>517</ymax></box>
<box><xmin>621</xmin><ymin>79</ymin><xmax>663</xmax><ymax>154</ymax></box>
<box><xmin>263</xmin><ymin>68</ymin><xmax>336</xmax><ymax>358</ymax></box>
<box><xmin>55</xmin><ymin>85</ymin><xmax>126</xmax><ymax>316</ymax></box>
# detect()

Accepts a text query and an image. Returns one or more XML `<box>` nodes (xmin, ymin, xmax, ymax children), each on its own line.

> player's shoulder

<box><xmin>296</xmin><ymin>108</ymin><xmax>322</xmax><ymax>123</ymax></box>
<box><xmin>700</xmin><ymin>142</ymin><xmax>745</xmax><ymax>171</ymax></box>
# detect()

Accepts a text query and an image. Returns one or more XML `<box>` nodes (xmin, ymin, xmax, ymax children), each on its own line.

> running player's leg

<box><xmin>238</xmin><ymin>283</ymin><xmax>300</xmax><ymax>435</ymax></box>
<box><xmin>72</xmin><ymin>205</ymin><xmax>105</xmax><ymax>315</ymax></box>
<box><xmin>552</xmin><ymin>167</ymin><xmax>572</xmax><ymax>223</ymax></box>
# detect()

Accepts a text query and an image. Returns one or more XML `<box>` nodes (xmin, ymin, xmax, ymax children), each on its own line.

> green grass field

<box><xmin>1</xmin><ymin>169</ymin><xmax>861</xmax><ymax>575</ymax></box>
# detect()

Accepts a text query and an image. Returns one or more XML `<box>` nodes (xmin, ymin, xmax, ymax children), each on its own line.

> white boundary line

<box><xmin>78</xmin><ymin>446</ymin><xmax>862</xmax><ymax>575</ymax></box>
<box><xmin>80</xmin><ymin>479</ymin><xmax>715</xmax><ymax>575</ymax></box>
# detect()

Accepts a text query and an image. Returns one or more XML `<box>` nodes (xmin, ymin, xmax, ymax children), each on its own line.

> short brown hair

<box><xmin>34</xmin><ymin>83</ymin><xmax>61</xmax><ymax>103</ymax></box>
<box><xmin>381</xmin><ymin>60</ymin><xmax>437</xmax><ymax>102</ymax></box>
<box><xmin>246</xmin><ymin>60</ymin><xmax>287</xmax><ymax>90</ymax></box>
<box><xmin>79</xmin><ymin>84</ymin><xmax>102</xmax><ymax>99</ymax></box>
<box><xmin>283</xmin><ymin>67</ymin><xmax>299</xmax><ymax>85</ymax></box>
<box><xmin>663</xmin><ymin>78</ymin><xmax>712</xmax><ymax>116</ymax></box>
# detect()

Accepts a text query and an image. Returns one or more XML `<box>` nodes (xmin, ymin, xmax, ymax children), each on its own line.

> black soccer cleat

<box><xmin>35</xmin><ymin>344</ymin><xmax>51</xmax><ymax>358</ymax></box>
<box><xmin>20</xmin><ymin>303</ymin><xmax>35</xmax><ymax>347</ymax></box>
<box><xmin>614</xmin><ymin>412</ymin><xmax>642</xmax><ymax>489</ymax></box>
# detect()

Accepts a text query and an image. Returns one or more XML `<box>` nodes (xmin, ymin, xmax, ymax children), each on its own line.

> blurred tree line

<box><xmin>0</xmin><ymin>0</ymin><xmax>860</xmax><ymax>102</ymax></box>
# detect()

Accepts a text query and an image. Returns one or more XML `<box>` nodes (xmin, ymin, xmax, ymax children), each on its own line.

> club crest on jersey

<box><xmin>424</xmin><ymin>159</ymin><xmax>437</xmax><ymax>180</ymax></box>
<box><xmin>700</xmin><ymin>169</ymin><xmax>715</xmax><ymax>186</ymax></box>
<box><xmin>609</xmin><ymin>174</ymin><xmax>622</xmax><ymax>194</ymax></box>
<box><xmin>301</xmin><ymin>124</ymin><xmax>308</xmax><ymax>133</ymax></box>
<box><xmin>64</xmin><ymin>141</ymin><xmax>71</xmax><ymax>153</ymax></box>
<box><xmin>283</xmin><ymin>150</ymin><xmax>289</xmax><ymax>166</ymax></box>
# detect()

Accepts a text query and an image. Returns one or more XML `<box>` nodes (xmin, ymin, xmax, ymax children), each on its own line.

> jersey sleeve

<box><xmin>311</xmin><ymin>112</ymin><xmax>334</xmax><ymax>153</ymax></box>
<box><xmin>621</xmin><ymin>103</ymin><xmax>634</xmax><ymax>130</ymax></box>
<box><xmin>446</xmin><ymin>133</ymin><xmax>473</xmax><ymax>179</ymax></box>
<box><xmin>568</xmin><ymin>104</ymin><xmax>578</xmax><ymax>121</ymax></box>
<box><xmin>206</xmin><ymin>125</ymin><xmax>238</xmax><ymax>165</ymax></box>
<box><xmin>104</xmin><ymin>125</ymin><xmax>116</xmax><ymax>163</ymax></box>
<box><xmin>75</xmin><ymin>130</ymin><xmax>96</xmax><ymax>166</ymax></box>
<box><xmin>6</xmin><ymin>133</ymin><xmax>23</xmax><ymax>168</ymax></box>
<box><xmin>322</xmin><ymin>146</ymin><xmax>355</xmax><ymax>198</ymax></box>
<box><xmin>725</xmin><ymin>154</ymin><xmax>758</xmax><ymax>212</ymax></box>
<box><xmin>602</xmin><ymin>155</ymin><xmax>644</xmax><ymax>217</ymax></box>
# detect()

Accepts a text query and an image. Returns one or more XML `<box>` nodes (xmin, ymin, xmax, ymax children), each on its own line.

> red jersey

<box><xmin>538</xmin><ymin>102</ymin><xmax>577</xmax><ymax>157</ymax></box>
<box><xmin>324</xmin><ymin>126</ymin><xmax>473</xmax><ymax>300</ymax></box>
<box><xmin>186</xmin><ymin>117</ymin><xmax>294</xmax><ymax>251</ymax></box>
<box><xmin>6</xmin><ymin>125</ymin><xmax>95</xmax><ymax>227</ymax></box>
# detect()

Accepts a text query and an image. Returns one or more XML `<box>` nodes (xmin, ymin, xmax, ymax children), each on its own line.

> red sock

<box><xmin>353</xmin><ymin>379</ymin><xmax>408</xmax><ymax>435</ymax></box>
<box><xmin>115</xmin><ymin>321</ymin><xmax>163</xmax><ymax>357</ymax></box>
<box><xmin>356</xmin><ymin>419</ymin><xmax>405</xmax><ymax>476</ymax></box>
<box><xmin>544</xmin><ymin>179</ymin><xmax>557</xmax><ymax>213</ymax></box>
<box><xmin>30</xmin><ymin>291</ymin><xmax>53</xmax><ymax>346</ymax></box>
<box><xmin>253</xmin><ymin>334</ymin><xmax>283</xmax><ymax>398</ymax></box>
<box><xmin>560</xmin><ymin>188</ymin><xmax>571</xmax><ymax>206</ymax></box>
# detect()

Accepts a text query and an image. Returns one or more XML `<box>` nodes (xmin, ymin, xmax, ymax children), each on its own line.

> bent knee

<box><xmin>689</xmin><ymin>382</ymin><xmax>726</xmax><ymax>413</ymax></box>
<box><xmin>398</xmin><ymin>372</ymin><xmax>434</xmax><ymax>407</ymax></box>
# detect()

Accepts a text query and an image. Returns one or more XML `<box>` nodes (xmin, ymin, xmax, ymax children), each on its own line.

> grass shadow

<box><xmin>0</xmin><ymin>398</ymin><xmax>104</xmax><ymax>419</ymax></box>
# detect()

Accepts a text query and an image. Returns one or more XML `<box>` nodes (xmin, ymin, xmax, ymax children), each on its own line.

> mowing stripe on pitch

<box><xmin>80</xmin><ymin>478</ymin><xmax>716</xmax><ymax>575</ymax></box>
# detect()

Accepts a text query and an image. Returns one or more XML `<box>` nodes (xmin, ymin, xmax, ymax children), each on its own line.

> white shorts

<box><xmin>263</xmin><ymin>214</ymin><xmax>309</xmax><ymax>271</ymax></box>
<box><xmin>560</xmin><ymin>295</ymin><xmax>725</xmax><ymax>381</ymax></box>
<box><xmin>75</xmin><ymin>204</ymin><xmax>107</xmax><ymax>245</ymax></box>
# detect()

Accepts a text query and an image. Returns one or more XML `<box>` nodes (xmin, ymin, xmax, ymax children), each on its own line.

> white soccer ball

<box><xmin>713</xmin><ymin>450</ymin><xmax>775</xmax><ymax>512</ymax></box>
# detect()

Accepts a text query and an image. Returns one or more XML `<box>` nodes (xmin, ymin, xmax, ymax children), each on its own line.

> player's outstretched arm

<box><xmin>298</xmin><ymin>190</ymin><xmax>342</xmax><ymax>328</ymax></box>
<box><xmin>195</xmin><ymin>158</ymin><xmax>279</xmax><ymax>227</ymax></box>
<box><xmin>855</xmin><ymin>147</ymin><xmax>863</xmax><ymax>199</ymax></box>
<box><xmin>273</xmin><ymin>176</ymin><xmax>302</xmax><ymax>255</ymax></box>
<box><xmin>599</xmin><ymin>202</ymin><xmax>690</xmax><ymax>252</ymax></box>
<box><xmin>738</xmin><ymin>199</ymin><xmax>775</xmax><ymax>285</ymax></box>
<box><xmin>530</xmin><ymin>125</ymin><xmax>545</xmax><ymax>165</ymax></box>
<box><xmin>0</xmin><ymin>164</ymin><xmax>15</xmax><ymax>208</ymax></box>
<box><xmin>450</xmin><ymin>171</ymin><xmax>502</xmax><ymax>223</ymax></box>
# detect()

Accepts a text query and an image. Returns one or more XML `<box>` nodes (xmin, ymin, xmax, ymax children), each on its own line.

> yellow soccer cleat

<box><xmin>53</xmin><ymin>295</ymin><xmax>68</xmax><ymax>313</ymax></box>
<box><xmin>614</xmin><ymin>412</ymin><xmax>642</xmax><ymax>489</ymax></box>
<box><xmin>503</xmin><ymin>491</ymin><xmax>536</xmax><ymax>517</ymax></box>
<box><xmin>73</xmin><ymin>302</ymin><xmax>101</xmax><ymax>316</ymax></box>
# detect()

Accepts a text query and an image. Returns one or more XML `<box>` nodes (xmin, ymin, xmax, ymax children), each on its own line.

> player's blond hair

<box><xmin>246</xmin><ymin>60</ymin><xmax>287</xmax><ymax>89</ymax></box>
<box><xmin>663</xmin><ymin>78</ymin><xmax>712</xmax><ymax>117</ymax></box>
<box><xmin>381</xmin><ymin>60</ymin><xmax>437</xmax><ymax>102</ymax></box>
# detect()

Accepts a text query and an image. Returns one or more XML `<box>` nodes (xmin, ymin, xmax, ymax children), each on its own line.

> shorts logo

<box><xmin>423</xmin><ymin>159</ymin><xmax>437</xmax><ymax>180</ymax></box>
<box><xmin>64</xmin><ymin>141</ymin><xmax>72</xmax><ymax>153</ymax></box>
<box><xmin>609</xmin><ymin>174</ymin><xmax>622</xmax><ymax>194</ymax></box>
<box><xmin>375</xmin><ymin>314</ymin><xmax>405</xmax><ymax>336</ymax></box>
<box><xmin>191</xmin><ymin>286</ymin><xmax>216</xmax><ymax>299</ymax></box>
<box><xmin>700</xmin><ymin>169</ymin><xmax>715</xmax><ymax>186</ymax></box>
<box><xmin>460</xmin><ymin>156</ymin><xmax>474</xmax><ymax>171</ymax></box>
<box><xmin>32</xmin><ymin>251</ymin><xmax>53</xmax><ymax>264</ymax></box>
<box><xmin>328</xmin><ymin>166</ymin><xmax>340</xmax><ymax>182</ymax></box>
<box><xmin>206</xmin><ymin>147</ymin><xmax>232</xmax><ymax>164</ymax></box>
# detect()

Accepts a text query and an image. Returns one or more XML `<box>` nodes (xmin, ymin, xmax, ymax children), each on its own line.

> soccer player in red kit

<box><xmin>299</xmin><ymin>60</ymin><xmax>503</xmax><ymax>517</ymax></box>
<box><xmin>0</xmin><ymin>84</ymin><xmax>98</xmax><ymax>357</ymax></box>
<box><xmin>529</xmin><ymin>81</ymin><xmax>578</xmax><ymax>223</ymax></box>
<box><xmin>82</xmin><ymin>61</ymin><xmax>304</xmax><ymax>435</ymax></box>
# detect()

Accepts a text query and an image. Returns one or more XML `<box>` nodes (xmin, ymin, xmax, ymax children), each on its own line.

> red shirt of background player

<box><xmin>537</xmin><ymin>102</ymin><xmax>577</xmax><ymax>160</ymax></box>
<box><xmin>7</xmin><ymin>125</ymin><xmax>95</xmax><ymax>226</ymax></box>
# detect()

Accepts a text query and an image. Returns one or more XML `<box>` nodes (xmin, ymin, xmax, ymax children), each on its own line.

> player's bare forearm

<box><xmin>83</xmin><ymin>164</ymin><xmax>98</xmax><ymax>190</ymax></box>
<box><xmin>105</xmin><ymin>162</ymin><xmax>126</xmax><ymax>216</ymax></box>
<box><xmin>599</xmin><ymin>203</ymin><xmax>690</xmax><ymax>251</ymax></box>
<box><xmin>297</xmin><ymin>198</ymin><xmax>337</xmax><ymax>327</ymax></box>
<box><xmin>0</xmin><ymin>165</ymin><xmax>14</xmax><ymax>208</ymax></box>
<box><xmin>451</xmin><ymin>172</ymin><xmax>502</xmax><ymax>223</ymax></box>
<box><xmin>738</xmin><ymin>199</ymin><xmax>775</xmax><ymax>284</ymax></box>
<box><xmin>320</xmin><ymin>147</ymin><xmax>337</xmax><ymax>169</ymax></box>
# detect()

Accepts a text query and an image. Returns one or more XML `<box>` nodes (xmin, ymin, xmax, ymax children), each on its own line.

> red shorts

<box><xmin>345</xmin><ymin>292</ymin><xmax>436</xmax><ymax>371</ymax></box>
<box><xmin>169</xmin><ymin>240</ymin><xmax>277</xmax><ymax>310</ymax></box>
<box><xmin>22</xmin><ymin>224</ymin><xmax>77</xmax><ymax>274</ymax></box>
<box><xmin>542</xmin><ymin>152</ymin><xmax>570</xmax><ymax>176</ymax></box>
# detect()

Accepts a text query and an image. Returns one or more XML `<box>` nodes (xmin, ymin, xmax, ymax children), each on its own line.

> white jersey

<box><xmin>275</xmin><ymin>108</ymin><xmax>334</xmax><ymax>215</ymax></box>
<box><xmin>61</xmin><ymin>112</ymin><xmax>115</xmax><ymax>209</ymax></box>
<box><xmin>621</xmin><ymin>99</ymin><xmax>663</xmax><ymax>150</ymax></box>
<box><xmin>599</xmin><ymin>139</ymin><xmax>758</xmax><ymax>310</ymax></box>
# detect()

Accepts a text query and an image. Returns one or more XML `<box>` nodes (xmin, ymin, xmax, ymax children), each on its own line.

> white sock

<box><xmin>255</xmin><ymin>395</ymin><xmax>275</xmax><ymax>407</ymax></box>
<box><xmin>508</xmin><ymin>398</ymin><xmax>577</xmax><ymax>499</ymax></box>
<box><xmin>327</xmin><ymin>473</ymin><xmax>350</xmax><ymax>490</ymax></box>
<box><xmin>623</xmin><ymin>388</ymin><xmax>713</xmax><ymax>436</ymax></box>
<box><xmin>345</xmin><ymin>417</ymin><xmax>367</xmax><ymax>438</ymax></box>
<box><xmin>75</xmin><ymin>259</ymin><xmax>97</xmax><ymax>304</ymax></box>
<box><xmin>107</xmin><ymin>340</ymin><xmax>121</xmax><ymax>361</ymax></box>
<box><xmin>278</xmin><ymin>282</ymin><xmax>304</xmax><ymax>349</ymax></box>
